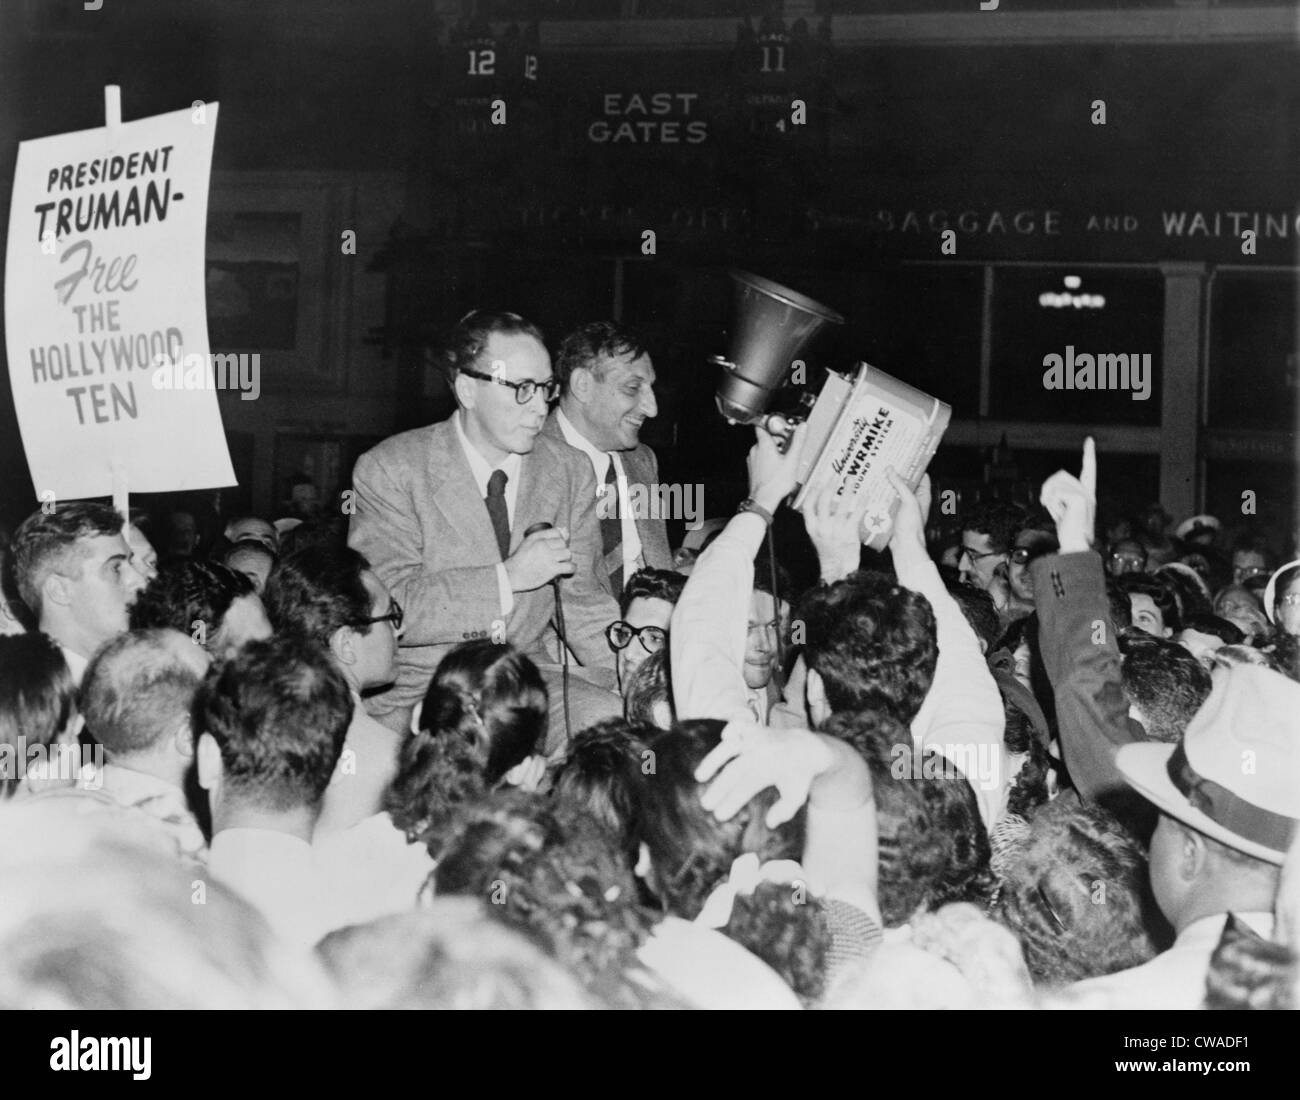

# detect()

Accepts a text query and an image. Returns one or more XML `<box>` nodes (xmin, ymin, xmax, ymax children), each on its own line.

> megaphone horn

<box><xmin>712</xmin><ymin>270</ymin><xmax>845</xmax><ymax>426</ymax></box>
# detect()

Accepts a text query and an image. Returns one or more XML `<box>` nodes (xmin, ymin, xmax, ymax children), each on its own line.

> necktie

<box><xmin>601</xmin><ymin>458</ymin><xmax>623</xmax><ymax>597</ymax></box>
<box><xmin>485</xmin><ymin>468</ymin><xmax>511</xmax><ymax>561</ymax></box>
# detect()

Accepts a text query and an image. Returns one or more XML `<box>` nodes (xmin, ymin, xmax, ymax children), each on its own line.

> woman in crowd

<box><xmin>0</xmin><ymin>634</ymin><xmax>78</xmax><ymax>799</ymax></box>
<box><xmin>1263</xmin><ymin>559</ymin><xmax>1300</xmax><ymax>638</ymax></box>
<box><xmin>386</xmin><ymin>639</ymin><xmax>549</xmax><ymax>856</ymax></box>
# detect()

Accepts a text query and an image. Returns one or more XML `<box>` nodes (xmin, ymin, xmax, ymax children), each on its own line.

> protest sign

<box><xmin>4</xmin><ymin>97</ymin><xmax>234</xmax><ymax>502</ymax></box>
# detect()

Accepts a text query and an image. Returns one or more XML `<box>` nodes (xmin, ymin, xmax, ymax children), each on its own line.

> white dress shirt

<box><xmin>314</xmin><ymin>811</ymin><xmax>434</xmax><ymax>927</ymax></box>
<box><xmin>453</xmin><ymin>411</ymin><xmax>521</xmax><ymax>617</ymax></box>
<box><xmin>555</xmin><ymin>408</ymin><xmax>644</xmax><ymax>582</ymax></box>
<box><xmin>209</xmin><ymin>827</ymin><xmax>343</xmax><ymax>949</ymax></box>
<box><xmin>1069</xmin><ymin>910</ymin><xmax>1275</xmax><ymax>1009</ymax></box>
<box><xmin>56</xmin><ymin>642</ymin><xmax>89</xmax><ymax>687</ymax></box>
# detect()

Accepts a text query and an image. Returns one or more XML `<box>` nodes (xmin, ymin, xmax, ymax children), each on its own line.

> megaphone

<box><xmin>711</xmin><ymin>270</ymin><xmax>844</xmax><ymax>441</ymax></box>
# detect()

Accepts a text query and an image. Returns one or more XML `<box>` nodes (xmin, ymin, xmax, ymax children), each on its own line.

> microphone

<box><xmin>523</xmin><ymin>521</ymin><xmax>571</xmax><ymax>743</ymax></box>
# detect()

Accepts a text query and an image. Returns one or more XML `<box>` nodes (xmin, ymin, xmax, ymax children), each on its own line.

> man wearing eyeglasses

<box><xmin>542</xmin><ymin>322</ymin><xmax>673</xmax><ymax>600</ymax></box>
<box><xmin>349</xmin><ymin>311</ymin><xmax>621</xmax><ymax>736</ymax></box>
<box><xmin>605</xmin><ymin>568</ymin><xmax>686</xmax><ymax>693</ymax></box>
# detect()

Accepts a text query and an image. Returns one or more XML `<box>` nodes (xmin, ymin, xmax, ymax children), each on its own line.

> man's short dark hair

<box><xmin>193</xmin><ymin>637</ymin><xmax>351</xmax><ymax>812</ymax></box>
<box><xmin>798</xmin><ymin>571</ymin><xmax>938</xmax><ymax>725</ymax></box>
<box><xmin>619</xmin><ymin>567</ymin><xmax>687</xmax><ymax>618</ymax></box>
<box><xmin>129</xmin><ymin>560</ymin><xmax>255</xmax><ymax>647</ymax></box>
<box><xmin>555</xmin><ymin>321</ymin><xmax>650</xmax><ymax>392</ymax></box>
<box><xmin>960</xmin><ymin>500</ymin><xmax>1025</xmax><ymax>554</ymax></box>
<box><xmin>443</xmin><ymin>310</ymin><xmax>546</xmax><ymax>382</ymax></box>
<box><xmin>1117</xmin><ymin>573</ymin><xmax>1182</xmax><ymax>634</ymax></box>
<box><xmin>11</xmin><ymin>502</ymin><xmax>124</xmax><ymax>616</ymax></box>
<box><xmin>263</xmin><ymin>544</ymin><xmax>373</xmax><ymax>645</ymax></box>
<box><xmin>0</xmin><ymin>634</ymin><xmax>75</xmax><ymax>797</ymax></box>
<box><xmin>1118</xmin><ymin>633</ymin><xmax>1212</xmax><ymax>743</ymax></box>
<box><xmin>81</xmin><ymin>629</ymin><xmax>204</xmax><ymax>757</ymax></box>
<box><xmin>822</xmin><ymin>709</ymin><xmax>995</xmax><ymax>927</ymax></box>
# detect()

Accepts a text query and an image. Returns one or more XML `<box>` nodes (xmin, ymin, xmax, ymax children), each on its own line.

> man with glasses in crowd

<box><xmin>348</xmin><ymin>311</ymin><xmax>621</xmax><ymax>739</ymax></box>
<box><xmin>958</xmin><ymin>499</ymin><xmax>1028</xmax><ymax>631</ymax></box>
<box><xmin>605</xmin><ymin>568</ymin><xmax>686</xmax><ymax>695</ymax></box>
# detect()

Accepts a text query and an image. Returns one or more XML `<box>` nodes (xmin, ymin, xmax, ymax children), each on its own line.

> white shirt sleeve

<box><xmin>894</xmin><ymin>550</ymin><xmax>1008</xmax><ymax>831</ymax></box>
<box><xmin>670</xmin><ymin>512</ymin><xmax>768</xmax><ymax>724</ymax></box>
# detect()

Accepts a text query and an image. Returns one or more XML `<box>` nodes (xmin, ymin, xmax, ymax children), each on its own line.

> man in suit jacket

<box><xmin>541</xmin><ymin>322</ymin><xmax>674</xmax><ymax>602</ymax></box>
<box><xmin>348</xmin><ymin>311</ymin><xmax>620</xmax><ymax>737</ymax></box>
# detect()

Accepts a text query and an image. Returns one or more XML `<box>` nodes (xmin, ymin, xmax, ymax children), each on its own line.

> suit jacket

<box><xmin>1031</xmin><ymin>551</ymin><xmax>1149</xmax><ymax>805</ymax></box>
<box><xmin>540</xmin><ymin>412</ymin><xmax>674</xmax><ymax>595</ymax></box>
<box><xmin>348</xmin><ymin>416</ymin><xmax>618</xmax><ymax>714</ymax></box>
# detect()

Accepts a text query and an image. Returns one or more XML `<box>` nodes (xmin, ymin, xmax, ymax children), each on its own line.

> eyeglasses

<box><xmin>959</xmin><ymin>545</ymin><xmax>1003</xmax><ymax>563</ymax></box>
<box><xmin>1109</xmin><ymin>553</ymin><xmax>1147</xmax><ymax>570</ymax></box>
<box><xmin>459</xmin><ymin>366</ymin><xmax>560</xmax><ymax>406</ymax></box>
<box><xmin>355</xmin><ymin>597</ymin><xmax>403</xmax><ymax>631</ymax></box>
<box><xmin>1279</xmin><ymin>593</ymin><xmax>1300</xmax><ymax>608</ymax></box>
<box><xmin>1234</xmin><ymin>566</ymin><xmax>1268</xmax><ymax>582</ymax></box>
<box><xmin>606</xmin><ymin>621</ymin><xmax>666</xmax><ymax>655</ymax></box>
<box><xmin>1009</xmin><ymin>546</ymin><xmax>1052</xmax><ymax>566</ymax></box>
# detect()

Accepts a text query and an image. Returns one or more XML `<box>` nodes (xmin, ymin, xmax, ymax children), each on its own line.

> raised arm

<box><xmin>670</xmin><ymin>425</ymin><xmax>805</xmax><ymax>723</ymax></box>
<box><xmin>886</xmin><ymin>471</ymin><xmax>1008</xmax><ymax>830</ymax></box>
<box><xmin>1032</xmin><ymin>438</ymin><xmax>1145</xmax><ymax>802</ymax></box>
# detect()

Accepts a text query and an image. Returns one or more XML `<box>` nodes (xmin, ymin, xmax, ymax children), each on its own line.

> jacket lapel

<box><xmin>428</xmin><ymin>418</ymin><xmax>502</xmax><ymax>562</ymax></box>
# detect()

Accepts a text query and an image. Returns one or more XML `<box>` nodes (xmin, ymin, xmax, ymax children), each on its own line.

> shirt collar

<box><xmin>556</xmin><ymin>407</ymin><xmax>619</xmax><ymax>478</ymax></box>
<box><xmin>453</xmin><ymin>411</ymin><xmax>521</xmax><ymax>496</ymax></box>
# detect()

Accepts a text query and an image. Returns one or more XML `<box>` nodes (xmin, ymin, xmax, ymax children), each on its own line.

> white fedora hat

<box><xmin>1115</xmin><ymin>665</ymin><xmax>1300</xmax><ymax>865</ymax></box>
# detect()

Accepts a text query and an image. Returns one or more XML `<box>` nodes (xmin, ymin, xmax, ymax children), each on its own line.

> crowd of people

<box><xmin>0</xmin><ymin>311</ymin><xmax>1296</xmax><ymax>1010</ymax></box>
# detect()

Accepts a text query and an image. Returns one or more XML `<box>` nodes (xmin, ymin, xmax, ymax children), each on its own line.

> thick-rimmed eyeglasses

<box><xmin>355</xmin><ymin>597</ymin><xmax>403</xmax><ymax>631</ymax></box>
<box><xmin>459</xmin><ymin>366</ymin><xmax>560</xmax><ymax>405</ymax></box>
<box><xmin>606</xmin><ymin>621</ymin><xmax>666</xmax><ymax>655</ymax></box>
<box><xmin>959</xmin><ymin>545</ymin><xmax>1003</xmax><ymax>563</ymax></box>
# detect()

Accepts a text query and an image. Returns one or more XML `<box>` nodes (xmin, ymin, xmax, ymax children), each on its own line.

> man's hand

<box><xmin>504</xmin><ymin>526</ymin><xmax>574</xmax><ymax>592</ymax></box>
<box><xmin>804</xmin><ymin>480</ymin><xmax>870</xmax><ymax>583</ymax></box>
<box><xmin>695</xmin><ymin>720</ymin><xmax>833</xmax><ymax>827</ymax></box>
<box><xmin>1040</xmin><ymin>437</ymin><xmax>1096</xmax><ymax>554</ymax></box>
<box><xmin>746</xmin><ymin>423</ymin><xmax>807</xmax><ymax>514</ymax></box>
<box><xmin>885</xmin><ymin>469</ymin><xmax>931</xmax><ymax>558</ymax></box>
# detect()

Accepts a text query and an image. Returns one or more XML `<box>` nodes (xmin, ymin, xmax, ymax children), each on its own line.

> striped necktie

<box><xmin>601</xmin><ymin>458</ymin><xmax>623</xmax><ymax>597</ymax></box>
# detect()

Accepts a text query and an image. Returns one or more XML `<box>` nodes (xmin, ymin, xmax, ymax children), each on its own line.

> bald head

<box><xmin>81</xmin><ymin>628</ymin><xmax>210</xmax><ymax>761</ymax></box>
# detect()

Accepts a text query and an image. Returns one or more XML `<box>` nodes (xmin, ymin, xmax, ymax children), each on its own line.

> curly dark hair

<box><xmin>550</xmin><ymin>718</ymin><xmax>654</xmax><ymax>868</ymax></box>
<box><xmin>993</xmin><ymin>799</ymin><xmax>1159</xmax><ymax>986</ymax></box>
<box><xmin>798</xmin><ymin>571</ymin><xmax>938</xmax><ymax>724</ymax></box>
<box><xmin>1001</xmin><ymin>692</ymin><xmax>1051</xmax><ymax>821</ymax></box>
<box><xmin>555</xmin><ymin>320</ymin><xmax>651</xmax><ymax>392</ymax></box>
<box><xmin>262</xmin><ymin>543</ymin><xmax>372</xmax><ymax>645</ymax></box>
<box><xmin>1118</xmin><ymin>632</ymin><xmax>1212</xmax><ymax>744</ymax></box>
<box><xmin>638</xmin><ymin>720</ymin><xmax>830</xmax><ymax>1002</ymax></box>
<box><xmin>385</xmin><ymin>641</ymin><xmax>547</xmax><ymax>850</ymax></box>
<box><xmin>429</xmin><ymin>790</ymin><xmax>674</xmax><ymax>1008</ymax></box>
<box><xmin>821</xmin><ymin>709</ymin><xmax>996</xmax><ymax>927</ymax></box>
<box><xmin>128</xmin><ymin>559</ymin><xmax>255</xmax><ymax>653</ymax></box>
